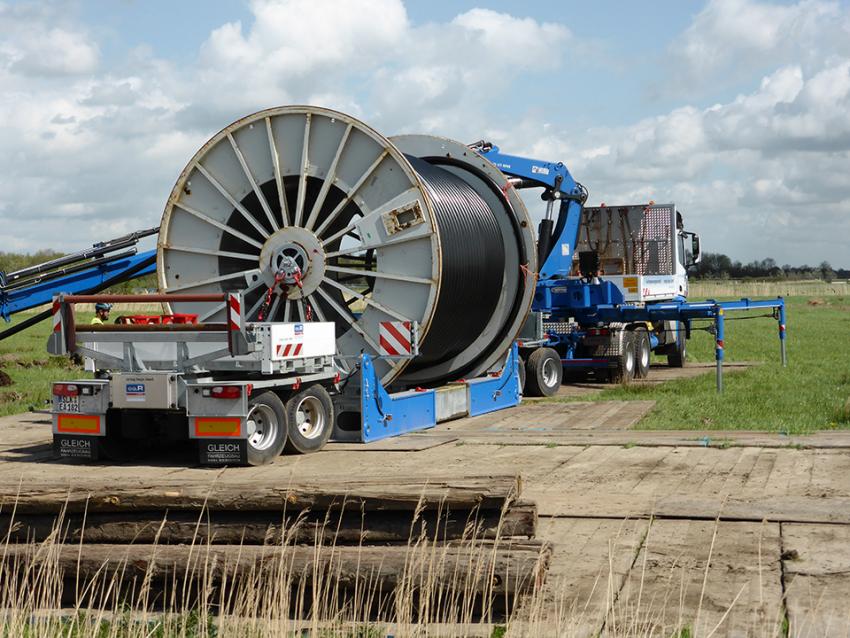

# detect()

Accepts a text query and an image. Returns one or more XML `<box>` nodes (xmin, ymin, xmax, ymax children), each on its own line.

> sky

<box><xmin>1</xmin><ymin>0</ymin><xmax>849</xmax><ymax>267</ymax></box>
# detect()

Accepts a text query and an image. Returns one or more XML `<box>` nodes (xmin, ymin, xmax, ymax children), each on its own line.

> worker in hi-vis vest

<box><xmin>90</xmin><ymin>302</ymin><xmax>112</xmax><ymax>325</ymax></box>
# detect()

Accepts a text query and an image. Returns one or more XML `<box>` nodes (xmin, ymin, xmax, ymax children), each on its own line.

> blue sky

<box><xmin>1</xmin><ymin>0</ymin><xmax>849</xmax><ymax>267</ymax></box>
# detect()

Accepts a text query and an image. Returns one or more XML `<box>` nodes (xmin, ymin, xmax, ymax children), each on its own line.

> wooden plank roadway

<box><xmin>2</xmin><ymin>400</ymin><xmax>850</xmax><ymax>635</ymax></box>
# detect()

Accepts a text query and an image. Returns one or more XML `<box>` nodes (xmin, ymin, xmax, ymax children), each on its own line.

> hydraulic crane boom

<box><xmin>472</xmin><ymin>142</ymin><xmax>585</xmax><ymax>279</ymax></box>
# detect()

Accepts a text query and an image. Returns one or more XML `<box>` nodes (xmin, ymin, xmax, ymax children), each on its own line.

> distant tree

<box><xmin>820</xmin><ymin>261</ymin><xmax>836</xmax><ymax>283</ymax></box>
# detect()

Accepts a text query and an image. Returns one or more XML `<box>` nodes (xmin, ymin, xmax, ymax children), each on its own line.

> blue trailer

<box><xmin>474</xmin><ymin>142</ymin><xmax>786</xmax><ymax>395</ymax></box>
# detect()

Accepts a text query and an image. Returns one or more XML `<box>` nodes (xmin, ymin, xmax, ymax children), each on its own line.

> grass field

<box><xmin>575</xmin><ymin>294</ymin><xmax>850</xmax><ymax>433</ymax></box>
<box><xmin>0</xmin><ymin>312</ymin><xmax>94</xmax><ymax>416</ymax></box>
<box><xmin>690</xmin><ymin>278</ymin><xmax>850</xmax><ymax>299</ymax></box>
<box><xmin>1</xmin><ymin>292</ymin><xmax>849</xmax><ymax>432</ymax></box>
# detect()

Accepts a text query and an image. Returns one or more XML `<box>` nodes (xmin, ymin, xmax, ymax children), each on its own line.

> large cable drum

<box><xmin>158</xmin><ymin>105</ymin><xmax>536</xmax><ymax>386</ymax></box>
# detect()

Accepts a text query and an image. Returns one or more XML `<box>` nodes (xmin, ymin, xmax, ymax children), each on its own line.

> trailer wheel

<box><xmin>285</xmin><ymin>385</ymin><xmax>334</xmax><ymax>454</ymax></box>
<box><xmin>667</xmin><ymin>321</ymin><xmax>687</xmax><ymax>368</ymax></box>
<box><xmin>245</xmin><ymin>391</ymin><xmax>288</xmax><ymax>466</ymax></box>
<box><xmin>525</xmin><ymin>348</ymin><xmax>562</xmax><ymax>397</ymax></box>
<box><xmin>611</xmin><ymin>331</ymin><xmax>636</xmax><ymax>384</ymax></box>
<box><xmin>634</xmin><ymin>328</ymin><xmax>651</xmax><ymax>379</ymax></box>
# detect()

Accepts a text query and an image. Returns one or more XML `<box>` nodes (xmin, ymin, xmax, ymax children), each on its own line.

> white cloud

<box><xmin>0</xmin><ymin>0</ymin><xmax>847</xmax><ymax>269</ymax></box>
<box><xmin>0</xmin><ymin>3</ymin><xmax>99</xmax><ymax>77</ymax></box>
<box><xmin>670</xmin><ymin>0</ymin><xmax>848</xmax><ymax>87</ymax></box>
<box><xmin>509</xmin><ymin>58</ymin><xmax>850</xmax><ymax>265</ymax></box>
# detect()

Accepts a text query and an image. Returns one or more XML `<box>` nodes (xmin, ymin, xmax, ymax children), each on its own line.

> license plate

<box><xmin>57</xmin><ymin>397</ymin><xmax>80</xmax><ymax>413</ymax></box>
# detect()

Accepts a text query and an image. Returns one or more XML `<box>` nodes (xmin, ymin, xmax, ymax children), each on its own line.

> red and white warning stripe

<box><xmin>228</xmin><ymin>294</ymin><xmax>241</xmax><ymax>331</ymax></box>
<box><xmin>276</xmin><ymin>342</ymin><xmax>304</xmax><ymax>357</ymax></box>
<box><xmin>52</xmin><ymin>301</ymin><xmax>62</xmax><ymax>333</ymax></box>
<box><xmin>379</xmin><ymin>321</ymin><xmax>412</xmax><ymax>356</ymax></box>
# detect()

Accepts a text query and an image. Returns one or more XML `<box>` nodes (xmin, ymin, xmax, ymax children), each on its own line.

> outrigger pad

<box><xmin>54</xmin><ymin>434</ymin><xmax>99</xmax><ymax>461</ymax></box>
<box><xmin>198</xmin><ymin>439</ymin><xmax>248</xmax><ymax>466</ymax></box>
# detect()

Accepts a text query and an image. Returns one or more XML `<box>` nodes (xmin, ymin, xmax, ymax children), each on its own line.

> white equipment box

<box><xmin>252</xmin><ymin>322</ymin><xmax>336</xmax><ymax>360</ymax></box>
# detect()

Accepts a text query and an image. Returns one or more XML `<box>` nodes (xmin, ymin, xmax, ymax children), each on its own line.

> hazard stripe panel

<box><xmin>275</xmin><ymin>342</ymin><xmax>304</xmax><ymax>357</ymax></box>
<box><xmin>52</xmin><ymin>301</ymin><xmax>62</xmax><ymax>332</ymax></box>
<box><xmin>194</xmin><ymin>417</ymin><xmax>242</xmax><ymax>437</ymax></box>
<box><xmin>378</xmin><ymin>321</ymin><xmax>412</xmax><ymax>356</ymax></box>
<box><xmin>228</xmin><ymin>294</ymin><xmax>241</xmax><ymax>331</ymax></box>
<box><xmin>57</xmin><ymin>414</ymin><xmax>101</xmax><ymax>434</ymax></box>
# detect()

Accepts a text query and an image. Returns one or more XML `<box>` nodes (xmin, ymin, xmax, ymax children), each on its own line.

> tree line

<box><xmin>692</xmin><ymin>253</ymin><xmax>848</xmax><ymax>282</ymax></box>
<box><xmin>2</xmin><ymin>249</ymin><xmax>846</xmax><ymax>286</ymax></box>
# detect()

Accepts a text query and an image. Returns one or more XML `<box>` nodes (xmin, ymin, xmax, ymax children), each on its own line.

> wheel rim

<box><xmin>625</xmin><ymin>347</ymin><xmax>635</xmax><ymax>372</ymax></box>
<box><xmin>640</xmin><ymin>337</ymin><xmax>650</xmax><ymax>368</ymax></box>
<box><xmin>246</xmin><ymin>403</ymin><xmax>279</xmax><ymax>451</ymax></box>
<box><xmin>294</xmin><ymin>395</ymin><xmax>326</xmax><ymax>440</ymax></box>
<box><xmin>542</xmin><ymin>357</ymin><xmax>559</xmax><ymax>388</ymax></box>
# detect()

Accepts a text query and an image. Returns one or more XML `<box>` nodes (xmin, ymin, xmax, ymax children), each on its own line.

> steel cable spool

<box><xmin>157</xmin><ymin>106</ymin><xmax>536</xmax><ymax>386</ymax></box>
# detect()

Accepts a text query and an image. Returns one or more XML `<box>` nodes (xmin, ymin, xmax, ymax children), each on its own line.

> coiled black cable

<box><xmin>403</xmin><ymin>156</ymin><xmax>506</xmax><ymax>371</ymax></box>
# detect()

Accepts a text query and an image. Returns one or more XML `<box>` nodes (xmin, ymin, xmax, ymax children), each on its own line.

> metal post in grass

<box><xmin>778</xmin><ymin>299</ymin><xmax>787</xmax><ymax>367</ymax></box>
<box><xmin>715</xmin><ymin>307</ymin><xmax>725</xmax><ymax>393</ymax></box>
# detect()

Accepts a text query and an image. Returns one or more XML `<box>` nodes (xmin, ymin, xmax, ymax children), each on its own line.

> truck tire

<box><xmin>246</xmin><ymin>391</ymin><xmax>288</xmax><ymax>466</ymax></box>
<box><xmin>667</xmin><ymin>321</ymin><xmax>687</xmax><ymax>368</ymax></box>
<box><xmin>285</xmin><ymin>384</ymin><xmax>334</xmax><ymax>454</ymax></box>
<box><xmin>524</xmin><ymin>348</ymin><xmax>562</xmax><ymax>397</ymax></box>
<box><xmin>611</xmin><ymin>331</ymin><xmax>636</xmax><ymax>384</ymax></box>
<box><xmin>634</xmin><ymin>328</ymin><xmax>651</xmax><ymax>379</ymax></box>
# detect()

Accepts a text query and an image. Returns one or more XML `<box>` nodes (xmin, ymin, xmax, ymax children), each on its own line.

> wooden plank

<box><xmin>444</xmin><ymin>402</ymin><xmax>656</xmax><ymax>434</ymax></box>
<box><xmin>0</xmin><ymin>501</ymin><xmax>537</xmax><ymax>545</ymax></box>
<box><xmin>0</xmin><ymin>474</ymin><xmax>522</xmax><ymax>514</ymax></box>
<box><xmin>608</xmin><ymin>520</ymin><xmax>783</xmax><ymax>637</ymax></box>
<box><xmin>453</xmin><ymin>430</ymin><xmax>850</xmax><ymax>449</ymax></box>
<box><xmin>533</xmin><ymin>492</ymin><xmax>850</xmax><ymax>524</ymax></box>
<box><xmin>3</xmin><ymin>539</ymin><xmax>551</xmax><ymax>599</ymax></box>
<box><xmin>514</xmin><ymin>517</ymin><xmax>648</xmax><ymax>636</ymax></box>
<box><xmin>782</xmin><ymin>523</ymin><xmax>850</xmax><ymax>636</ymax></box>
<box><xmin>326</xmin><ymin>433</ymin><xmax>457</xmax><ymax>452</ymax></box>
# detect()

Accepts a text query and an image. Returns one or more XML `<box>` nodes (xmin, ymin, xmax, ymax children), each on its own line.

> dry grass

<box><xmin>690</xmin><ymin>279</ymin><xmax>849</xmax><ymax>299</ymax></box>
<box><xmin>0</xmin><ymin>496</ymin><xmax>547</xmax><ymax>637</ymax></box>
<box><xmin>0</xmin><ymin>495</ymin><xmax>828</xmax><ymax>637</ymax></box>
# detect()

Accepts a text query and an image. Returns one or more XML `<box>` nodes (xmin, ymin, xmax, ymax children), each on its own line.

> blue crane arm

<box><xmin>1</xmin><ymin>250</ymin><xmax>157</xmax><ymax>320</ymax></box>
<box><xmin>0</xmin><ymin>227</ymin><xmax>159</xmax><ymax>321</ymax></box>
<box><xmin>475</xmin><ymin>143</ymin><xmax>585</xmax><ymax>280</ymax></box>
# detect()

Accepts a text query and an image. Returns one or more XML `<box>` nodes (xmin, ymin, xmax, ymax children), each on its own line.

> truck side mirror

<box><xmin>689</xmin><ymin>233</ymin><xmax>701</xmax><ymax>265</ymax></box>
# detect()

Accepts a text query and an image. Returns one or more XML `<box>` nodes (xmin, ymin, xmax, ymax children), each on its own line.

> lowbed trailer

<box><xmin>46</xmin><ymin>292</ymin><xmax>521</xmax><ymax>465</ymax></box>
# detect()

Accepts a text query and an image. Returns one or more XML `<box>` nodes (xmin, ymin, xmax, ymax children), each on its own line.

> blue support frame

<box><xmin>359</xmin><ymin>344</ymin><xmax>522</xmax><ymax>443</ymax></box>
<box><xmin>1</xmin><ymin>250</ymin><xmax>157</xmax><ymax>321</ymax></box>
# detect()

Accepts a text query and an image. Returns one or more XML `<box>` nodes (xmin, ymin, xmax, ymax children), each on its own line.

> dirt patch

<box><xmin>0</xmin><ymin>369</ymin><xmax>12</xmax><ymax>387</ymax></box>
<box><xmin>0</xmin><ymin>391</ymin><xmax>22</xmax><ymax>402</ymax></box>
<box><xmin>0</xmin><ymin>355</ymin><xmax>75</xmax><ymax>369</ymax></box>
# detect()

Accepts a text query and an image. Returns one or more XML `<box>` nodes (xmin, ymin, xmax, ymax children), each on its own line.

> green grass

<box><xmin>555</xmin><ymin>296</ymin><xmax>850</xmax><ymax>433</ymax></box>
<box><xmin>0</xmin><ymin>312</ymin><xmax>93</xmax><ymax>416</ymax></box>
<box><xmin>2</xmin><ymin>296</ymin><xmax>850</xmax><ymax>433</ymax></box>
